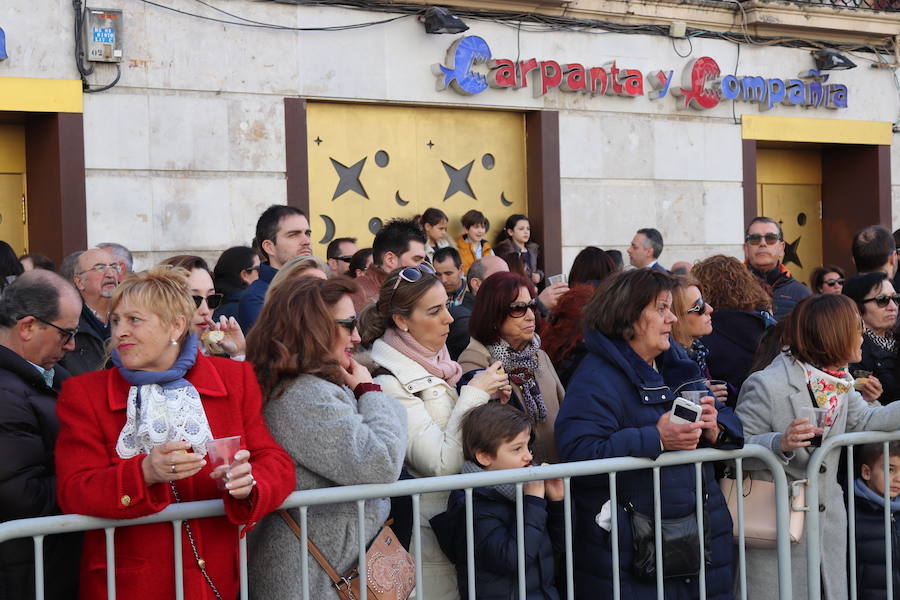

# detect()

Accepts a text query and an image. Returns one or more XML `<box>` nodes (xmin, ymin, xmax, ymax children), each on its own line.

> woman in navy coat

<box><xmin>555</xmin><ymin>269</ymin><xmax>743</xmax><ymax>600</ymax></box>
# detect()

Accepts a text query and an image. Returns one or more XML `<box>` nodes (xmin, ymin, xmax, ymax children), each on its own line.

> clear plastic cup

<box><xmin>681</xmin><ymin>391</ymin><xmax>706</xmax><ymax>405</ymax></box>
<box><xmin>205</xmin><ymin>435</ymin><xmax>241</xmax><ymax>489</ymax></box>
<box><xmin>798</xmin><ymin>407</ymin><xmax>828</xmax><ymax>447</ymax></box>
<box><xmin>547</xmin><ymin>273</ymin><xmax>567</xmax><ymax>285</ymax></box>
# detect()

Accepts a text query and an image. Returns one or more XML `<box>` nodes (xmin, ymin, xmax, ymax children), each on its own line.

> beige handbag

<box><xmin>719</xmin><ymin>475</ymin><xmax>806</xmax><ymax>548</ymax></box>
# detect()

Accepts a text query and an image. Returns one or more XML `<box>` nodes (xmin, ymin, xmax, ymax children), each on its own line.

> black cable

<box><xmin>84</xmin><ymin>64</ymin><xmax>122</xmax><ymax>93</ymax></box>
<box><xmin>672</xmin><ymin>36</ymin><xmax>692</xmax><ymax>58</ymax></box>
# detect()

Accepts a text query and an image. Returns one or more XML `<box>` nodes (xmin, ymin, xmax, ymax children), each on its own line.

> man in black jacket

<box><xmin>0</xmin><ymin>269</ymin><xmax>84</xmax><ymax>599</ymax></box>
<box><xmin>744</xmin><ymin>216</ymin><xmax>811</xmax><ymax>321</ymax></box>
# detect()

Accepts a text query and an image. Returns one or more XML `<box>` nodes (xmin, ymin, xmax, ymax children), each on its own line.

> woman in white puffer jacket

<box><xmin>360</xmin><ymin>263</ymin><xmax>510</xmax><ymax>600</ymax></box>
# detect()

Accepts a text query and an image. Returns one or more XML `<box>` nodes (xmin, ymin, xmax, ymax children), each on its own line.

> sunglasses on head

<box><xmin>508</xmin><ymin>298</ymin><xmax>538</xmax><ymax>318</ymax></box>
<box><xmin>862</xmin><ymin>294</ymin><xmax>900</xmax><ymax>308</ymax></box>
<box><xmin>745</xmin><ymin>233</ymin><xmax>782</xmax><ymax>246</ymax></box>
<box><xmin>387</xmin><ymin>262</ymin><xmax>437</xmax><ymax>306</ymax></box>
<box><xmin>335</xmin><ymin>316</ymin><xmax>358</xmax><ymax>333</ymax></box>
<box><xmin>192</xmin><ymin>293</ymin><xmax>224</xmax><ymax>310</ymax></box>
<box><xmin>686</xmin><ymin>296</ymin><xmax>707</xmax><ymax>315</ymax></box>
<box><xmin>823</xmin><ymin>278</ymin><xmax>844</xmax><ymax>287</ymax></box>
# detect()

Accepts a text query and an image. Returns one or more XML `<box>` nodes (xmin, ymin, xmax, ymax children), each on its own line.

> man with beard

<box><xmin>744</xmin><ymin>216</ymin><xmax>811</xmax><ymax>321</ymax></box>
<box><xmin>59</xmin><ymin>247</ymin><xmax>122</xmax><ymax>375</ymax></box>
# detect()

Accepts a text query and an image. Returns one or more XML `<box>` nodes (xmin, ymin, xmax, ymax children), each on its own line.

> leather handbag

<box><xmin>278</xmin><ymin>510</ymin><xmax>415</xmax><ymax>600</ymax></box>
<box><xmin>719</xmin><ymin>475</ymin><xmax>806</xmax><ymax>548</ymax></box>
<box><xmin>623</xmin><ymin>498</ymin><xmax>711</xmax><ymax>581</ymax></box>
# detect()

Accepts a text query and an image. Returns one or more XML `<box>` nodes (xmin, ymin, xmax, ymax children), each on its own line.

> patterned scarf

<box><xmin>802</xmin><ymin>361</ymin><xmax>853</xmax><ymax>429</ymax></box>
<box><xmin>864</xmin><ymin>328</ymin><xmax>897</xmax><ymax>354</ymax></box>
<box><xmin>487</xmin><ymin>334</ymin><xmax>547</xmax><ymax>422</ymax></box>
<box><xmin>688</xmin><ymin>339</ymin><xmax>710</xmax><ymax>374</ymax></box>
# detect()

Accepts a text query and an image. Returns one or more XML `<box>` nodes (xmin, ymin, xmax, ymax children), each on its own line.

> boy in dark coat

<box><xmin>851</xmin><ymin>441</ymin><xmax>900</xmax><ymax>600</ymax></box>
<box><xmin>431</xmin><ymin>403</ymin><xmax>564</xmax><ymax>600</ymax></box>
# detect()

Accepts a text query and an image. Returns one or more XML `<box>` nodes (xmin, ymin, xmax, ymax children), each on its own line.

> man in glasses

<box><xmin>58</xmin><ymin>248</ymin><xmax>122</xmax><ymax>376</ymax></box>
<box><xmin>0</xmin><ymin>270</ymin><xmax>83</xmax><ymax>599</ymax></box>
<box><xmin>852</xmin><ymin>225</ymin><xmax>897</xmax><ymax>279</ymax></box>
<box><xmin>743</xmin><ymin>216</ymin><xmax>811</xmax><ymax>321</ymax></box>
<box><xmin>351</xmin><ymin>218</ymin><xmax>427</xmax><ymax>312</ymax></box>
<box><xmin>325</xmin><ymin>237</ymin><xmax>358</xmax><ymax>277</ymax></box>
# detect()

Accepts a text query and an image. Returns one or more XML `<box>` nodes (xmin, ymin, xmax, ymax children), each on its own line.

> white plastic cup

<box><xmin>547</xmin><ymin>273</ymin><xmax>568</xmax><ymax>286</ymax></box>
<box><xmin>206</xmin><ymin>435</ymin><xmax>241</xmax><ymax>489</ymax></box>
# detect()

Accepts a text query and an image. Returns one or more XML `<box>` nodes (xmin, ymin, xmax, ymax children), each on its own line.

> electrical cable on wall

<box><xmin>72</xmin><ymin>0</ymin><xmax>122</xmax><ymax>93</ymax></box>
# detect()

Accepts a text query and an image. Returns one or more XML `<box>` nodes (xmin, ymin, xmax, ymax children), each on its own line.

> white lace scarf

<box><xmin>115</xmin><ymin>384</ymin><xmax>215</xmax><ymax>459</ymax></box>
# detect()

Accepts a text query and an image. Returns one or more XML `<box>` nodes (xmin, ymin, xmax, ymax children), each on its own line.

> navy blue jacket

<box><xmin>851</xmin><ymin>335</ymin><xmax>899</xmax><ymax>405</ymax></box>
<box><xmin>701</xmin><ymin>309</ymin><xmax>770</xmax><ymax>409</ymax></box>
<box><xmin>431</xmin><ymin>486</ymin><xmax>563</xmax><ymax>600</ymax></box>
<box><xmin>851</xmin><ymin>479</ymin><xmax>900</xmax><ymax>600</ymax></box>
<box><xmin>237</xmin><ymin>263</ymin><xmax>277</xmax><ymax>333</ymax></box>
<box><xmin>554</xmin><ymin>330</ymin><xmax>743</xmax><ymax>600</ymax></box>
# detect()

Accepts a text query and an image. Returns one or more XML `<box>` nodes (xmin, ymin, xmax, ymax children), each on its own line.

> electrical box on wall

<box><xmin>86</xmin><ymin>8</ymin><xmax>123</xmax><ymax>63</ymax></box>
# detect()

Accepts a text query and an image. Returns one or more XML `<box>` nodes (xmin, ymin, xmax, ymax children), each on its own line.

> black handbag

<box><xmin>622</xmin><ymin>496</ymin><xmax>712</xmax><ymax>581</ymax></box>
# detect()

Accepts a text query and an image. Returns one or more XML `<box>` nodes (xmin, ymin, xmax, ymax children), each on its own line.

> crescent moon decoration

<box><xmin>500</xmin><ymin>192</ymin><xmax>513</xmax><ymax>207</ymax></box>
<box><xmin>319</xmin><ymin>214</ymin><xmax>336</xmax><ymax>244</ymax></box>
<box><xmin>368</xmin><ymin>217</ymin><xmax>383</xmax><ymax>234</ymax></box>
<box><xmin>395</xmin><ymin>191</ymin><xmax>409</xmax><ymax>206</ymax></box>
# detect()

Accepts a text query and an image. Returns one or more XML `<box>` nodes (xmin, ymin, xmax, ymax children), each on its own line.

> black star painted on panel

<box><xmin>314</xmin><ymin>136</ymin><xmax>323</xmax><ymax>145</ymax></box>
<box><xmin>441</xmin><ymin>160</ymin><xmax>476</xmax><ymax>201</ymax></box>
<box><xmin>783</xmin><ymin>236</ymin><xmax>802</xmax><ymax>269</ymax></box>
<box><xmin>330</xmin><ymin>157</ymin><xmax>368</xmax><ymax>200</ymax></box>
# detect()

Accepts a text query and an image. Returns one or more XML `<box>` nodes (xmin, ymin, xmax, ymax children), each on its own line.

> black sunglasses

<box><xmin>335</xmin><ymin>317</ymin><xmax>358</xmax><ymax>333</ymax></box>
<box><xmin>19</xmin><ymin>314</ymin><xmax>78</xmax><ymax>345</ymax></box>
<box><xmin>508</xmin><ymin>298</ymin><xmax>538</xmax><ymax>318</ymax></box>
<box><xmin>243</xmin><ymin>266</ymin><xmax>260</xmax><ymax>273</ymax></box>
<box><xmin>745</xmin><ymin>233</ymin><xmax>782</xmax><ymax>246</ymax></box>
<box><xmin>686</xmin><ymin>296</ymin><xmax>707</xmax><ymax>315</ymax></box>
<box><xmin>335</xmin><ymin>255</ymin><xmax>354</xmax><ymax>263</ymax></box>
<box><xmin>822</xmin><ymin>278</ymin><xmax>844</xmax><ymax>287</ymax></box>
<box><xmin>862</xmin><ymin>294</ymin><xmax>900</xmax><ymax>308</ymax></box>
<box><xmin>192</xmin><ymin>293</ymin><xmax>224</xmax><ymax>310</ymax></box>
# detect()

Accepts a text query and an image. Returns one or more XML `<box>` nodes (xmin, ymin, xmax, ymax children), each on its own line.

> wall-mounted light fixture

<box><xmin>812</xmin><ymin>48</ymin><xmax>856</xmax><ymax>71</ymax></box>
<box><xmin>421</xmin><ymin>7</ymin><xmax>469</xmax><ymax>34</ymax></box>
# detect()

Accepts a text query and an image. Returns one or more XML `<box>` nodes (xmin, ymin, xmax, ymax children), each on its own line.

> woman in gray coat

<box><xmin>736</xmin><ymin>294</ymin><xmax>900</xmax><ymax>600</ymax></box>
<box><xmin>245</xmin><ymin>276</ymin><xmax>408</xmax><ymax>599</ymax></box>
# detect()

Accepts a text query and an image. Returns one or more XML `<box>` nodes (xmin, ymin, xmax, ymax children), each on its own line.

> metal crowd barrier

<box><xmin>805</xmin><ymin>430</ymin><xmax>900</xmax><ymax>600</ymax></box>
<box><xmin>0</xmin><ymin>444</ymin><xmax>794</xmax><ymax>600</ymax></box>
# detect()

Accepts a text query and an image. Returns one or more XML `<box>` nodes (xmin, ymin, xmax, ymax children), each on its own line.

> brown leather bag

<box><xmin>278</xmin><ymin>510</ymin><xmax>415</xmax><ymax>600</ymax></box>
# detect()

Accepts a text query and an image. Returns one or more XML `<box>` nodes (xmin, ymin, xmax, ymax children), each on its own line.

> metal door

<box><xmin>306</xmin><ymin>102</ymin><xmax>527</xmax><ymax>255</ymax></box>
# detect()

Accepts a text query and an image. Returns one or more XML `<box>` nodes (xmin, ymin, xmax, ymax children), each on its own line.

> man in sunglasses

<box><xmin>744</xmin><ymin>216</ymin><xmax>811</xmax><ymax>321</ymax></box>
<box><xmin>325</xmin><ymin>237</ymin><xmax>359</xmax><ymax>277</ymax></box>
<box><xmin>58</xmin><ymin>247</ymin><xmax>122</xmax><ymax>376</ymax></box>
<box><xmin>0</xmin><ymin>270</ymin><xmax>83</xmax><ymax>599</ymax></box>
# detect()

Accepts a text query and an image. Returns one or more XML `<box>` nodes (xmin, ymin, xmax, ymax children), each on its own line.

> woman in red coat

<box><xmin>55</xmin><ymin>265</ymin><xmax>295</xmax><ymax>600</ymax></box>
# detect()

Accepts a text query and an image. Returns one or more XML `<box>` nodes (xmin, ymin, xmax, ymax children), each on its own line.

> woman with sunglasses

<box><xmin>359</xmin><ymin>263</ymin><xmax>510</xmax><ymax>600</ymax></box>
<box><xmin>843</xmin><ymin>272</ymin><xmax>897</xmax><ymax>404</ymax></box>
<box><xmin>671</xmin><ymin>275</ymin><xmax>728</xmax><ymax>402</ymax></box>
<box><xmin>458</xmin><ymin>271</ymin><xmax>563</xmax><ymax>463</ymax></box>
<box><xmin>246</xmin><ymin>276</ymin><xmax>408</xmax><ymax>599</ymax></box>
<box><xmin>810</xmin><ymin>264</ymin><xmax>846</xmax><ymax>295</ymax></box>
<box><xmin>212</xmin><ymin>246</ymin><xmax>261</xmax><ymax>321</ymax></box>
<box><xmin>162</xmin><ymin>256</ymin><xmax>246</xmax><ymax>359</ymax></box>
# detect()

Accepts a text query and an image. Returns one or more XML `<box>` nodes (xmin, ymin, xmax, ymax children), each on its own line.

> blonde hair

<box><xmin>671</xmin><ymin>275</ymin><xmax>702</xmax><ymax>349</ymax></box>
<box><xmin>266</xmin><ymin>256</ymin><xmax>330</xmax><ymax>302</ymax></box>
<box><xmin>110</xmin><ymin>265</ymin><xmax>195</xmax><ymax>344</ymax></box>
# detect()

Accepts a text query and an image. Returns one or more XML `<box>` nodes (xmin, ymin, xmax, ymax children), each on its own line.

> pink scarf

<box><xmin>383</xmin><ymin>328</ymin><xmax>462</xmax><ymax>387</ymax></box>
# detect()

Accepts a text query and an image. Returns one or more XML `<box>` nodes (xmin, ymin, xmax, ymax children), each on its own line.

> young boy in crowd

<box><xmin>430</xmin><ymin>403</ymin><xmax>564</xmax><ymax>600</ymax></box>
<box><xmin>851</xmin><ymin>441</ymin><xmax>900</xmax><ymax>600</ymax></box>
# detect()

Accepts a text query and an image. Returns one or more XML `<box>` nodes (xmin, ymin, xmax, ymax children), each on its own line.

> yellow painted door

<box><xmin>306</xmin><ymin>102</ymin><xmax>527</xmax><ymax>255</ymax></box>
<box><xmin>757</xmin><ymin>149</ymin><xmax>822</xmax><ymax>287</ymax></box>
<box><xmin>0</xmin><ymin>124</ymin><xmax>27</xmax><ymax>255</ymax></box>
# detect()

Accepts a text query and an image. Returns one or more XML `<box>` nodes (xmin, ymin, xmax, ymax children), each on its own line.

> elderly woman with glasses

<box><xmin>843</xmin><ymin>272</ymin><xmax>897</xmax><ymax>404</ymax></box>
<box><xmin>54</xmin><ymin>265</ymin><xmax>294</xmax><ymax>600</ymax></box>
<box><xmin>163</xmin><ymin>256</ymin><xmax>246</xmax><ymax>359</ymax></box>
<box><xmin>359</xmin><ymin>262</ymin><xmax>510</xmax><ymax>600</ymax></box>
<box><xmin>810</xmin><ymin>264</ymin><xmax>846</xmax><ymax>295</ymax></box>
<box><xmin>458</xmin><ymin>271</ymin><xmax>563</xmax><ymax>463</ymax></box>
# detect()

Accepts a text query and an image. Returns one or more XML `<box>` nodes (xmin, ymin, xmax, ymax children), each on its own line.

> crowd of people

<box><xmin>2</xmin><ymin>206</ymin><xmax>900</xmax><ymax>600</ymax></box>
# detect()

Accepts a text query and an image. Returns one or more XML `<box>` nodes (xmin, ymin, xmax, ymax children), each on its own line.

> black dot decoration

<box><xmin>368</xmin><ymin>217</ymin><xmax>383</xmax><ymax>234</ymax></box>
<box><xmin>375</xmin><ymin>151</ymin><xmax>389</xmax><ymax>168</ymax></box>
<box><xmin>482</xmin><ymin>154</ymin><xmax>495</xmax><ymax>170</ymax></box>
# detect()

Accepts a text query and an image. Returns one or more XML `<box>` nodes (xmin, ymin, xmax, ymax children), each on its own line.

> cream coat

<box><xmin>370</xmin><ymin>338</ymin><xmax>490</xmax><ymax>600</ymax></box>
<box><xmin>736</xmin><ymin>352</ymin><xmax>900</xmax><ymax>600</ymax></box>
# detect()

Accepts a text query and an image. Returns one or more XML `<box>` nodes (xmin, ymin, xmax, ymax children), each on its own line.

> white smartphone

<box><xmin>670</xmin><ymin>397</ymin><xmax>702</xmax><ymax>425</ymax></box>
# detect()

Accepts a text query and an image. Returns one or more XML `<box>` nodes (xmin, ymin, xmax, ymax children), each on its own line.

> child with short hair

<box><xmin>456</xmin><ymin>209</ymin><xmax>493</xmax><ymax>274</ymax></box>
<box><xmin>851</xmin><ymin>441</ymin><xmax>900</xmax><ymax>600</ymax></box>
<box><xmin>430</xmin><ymin>403</ymin><xmax>564</xmax><ymax>600</ymax></box>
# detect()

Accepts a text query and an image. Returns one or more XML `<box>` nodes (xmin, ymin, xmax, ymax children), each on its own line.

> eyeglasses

<box><xmin>19</xmin><ymin>314</ymin><xmax>78</xmax><ymax>345</ymax></box>
<box><xmin>862</xmin><ymin>294</ymin><xmax>900</xmax><ymax>308</ymax></box>
<box><xmin>744</xmin><ymin>233</ymin><xmax>782</xmax><ymax>246</ymax></box>
<box><xmin>686</xmin><ymin>296</ymin><xmax>707</xmax><ymax>315</ymax></box>
<box><xmin>335</xmin><ymin>317</ymin><xmax>358</xmax><ymax>333</ymax></box>
<box><xmin>192</xmin><ymin>293</ymin><xmax>224</xmax><ymax>310</ymax></box>
<box><xmin>823</xmin><ymin>278</ymin><xmax>844</xmax><ymax>287</ymax></box>
<box><xmin>78</xmin><ymin>262</ymin><xmax>122</xmax><ymax>276</ymax></box>
<box><xmin>243</xmin><ymin>266</ymin><xmax>260</xmax><ymax>273</ymax></box>
<box><xmin>335</xmin><ymin>256</ymin><xmax>353</xmax><ymax>263</ymax></box>
<box><xmin>387</xmin><ymin>263</ymin><xmax>437</xmax><ymax>307</ymax></box>
<box><xmin>507</xmin><ymin>299</ymin><xmax>538</xmax><ymax>318</ymax></box>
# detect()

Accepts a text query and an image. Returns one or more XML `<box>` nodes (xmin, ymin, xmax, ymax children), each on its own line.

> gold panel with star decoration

<box><xmin>306</xmin><ymin>101</ymin><xmax>527</xmax><ymax>256</ymax></box>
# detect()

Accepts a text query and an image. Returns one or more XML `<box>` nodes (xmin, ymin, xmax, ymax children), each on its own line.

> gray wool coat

<box><xmin>735</xmin><ymin>352</ymin><xmax>900</xmax><ymax>600</ymax></box>
<box><xmin>247</xmin><ymin>374</ymin><xmax>407</xmax><ymax>600</ymax></box>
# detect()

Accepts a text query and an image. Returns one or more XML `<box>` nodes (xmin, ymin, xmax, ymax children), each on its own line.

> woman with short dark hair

<box><xmin>843</xmin><ymin>271</ymin><xmax>897</xmax><ymax>403</ymax></box>
<box><xmin>458</xmin><ymin>271</ymin><xmax>564</xmax><ymax>464</ymax></box>
<box><xmin>212</xmin><ymin>246</ymin><xmax>260</xmax><ymax>320</ymax></box>
<box><xmin>568</xmin><ymin>246</ymin><xmax>617</xmax><ymax>287</ymax></box>
<box><xmin>810</xmin><ymin>264</ymin><xmax>846</xmax><ymax>295</ymax></box>
<box><xmin>736</xmin><ymin>293</ymin><xmax>900</xmax><ymax>600</ymax></box>
<box><xmin>556</xmin><ymin>269</ymin><xmax>743</xmax><ymax>600</ymax></box>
